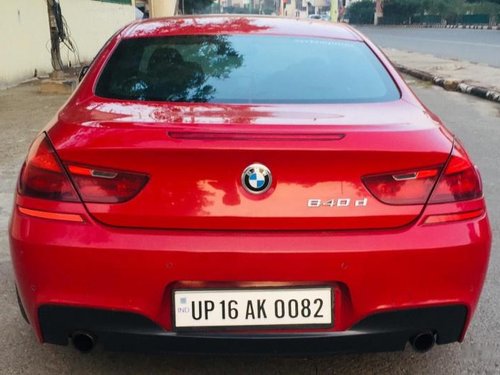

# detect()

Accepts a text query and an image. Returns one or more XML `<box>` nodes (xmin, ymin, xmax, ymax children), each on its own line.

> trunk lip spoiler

<box><xmin>167</xmin><ymin>131</ymin><xmax>345</xmax><ymax>141</ymax></box>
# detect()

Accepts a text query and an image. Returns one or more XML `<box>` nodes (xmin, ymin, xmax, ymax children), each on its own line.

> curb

<box><xmin>376</xmin><ymin>24</ymin><xmax>499</xmax><ymax>30</ymax></box>
<box><xmin>394</xmin><ymin>64</ymin><xmax>500</xmax><ymax>103</ymax></box>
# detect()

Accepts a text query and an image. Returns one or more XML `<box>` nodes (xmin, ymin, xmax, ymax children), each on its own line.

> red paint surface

<box><xmin>10</xmin><ymin>16</ymin><xmax>491</xmax><ymax>343</ymax></box>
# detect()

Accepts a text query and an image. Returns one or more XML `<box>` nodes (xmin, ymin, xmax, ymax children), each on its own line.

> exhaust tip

<box><xmin>410</xmin><ymin>331</ymin><xmax>436</xmax><ymax>353</ymax></box>
<box><xmin>72</xmin><ymin>331</ymin><xmax>96</xmax><ymax>353</ymax></box>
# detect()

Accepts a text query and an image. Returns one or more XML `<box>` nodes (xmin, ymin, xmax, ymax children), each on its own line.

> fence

<box><xmin>457</xmin><ymin>14</ymin><xmax>490</xmax><ymax>25</ymax></box>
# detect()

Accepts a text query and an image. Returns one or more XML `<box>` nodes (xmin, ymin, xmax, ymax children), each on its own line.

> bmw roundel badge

<box><xmin>241</xmin><ymin>163</ymin><xmax>272</xmax><ymax>194</ymax></box>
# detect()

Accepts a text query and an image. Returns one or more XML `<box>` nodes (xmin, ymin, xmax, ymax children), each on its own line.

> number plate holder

<box><xmin>173</xmin><ymin>286</ymin><xmax>333</xmax><ymax>330</ymax></box>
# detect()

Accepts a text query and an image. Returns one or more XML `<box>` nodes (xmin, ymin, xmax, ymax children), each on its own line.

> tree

<box><xmin>382</xmin><ymin>0</ymin><xmax>423</xmax><ymax>24</ymax></box>
<box><xmin>181</xmin><ymin>0</ymin><xmax>214</xmax><ymax>14</ymax></box>
<box><xmin>347</xmin><ymin>0</ymin><xmax>375</xmax><ymax>24</ymax></box>
<box><xmin>466</xmin><ymin>0</ymin><xmax>500</xmax><ymax>4</ymax></box>
<box><xmin>463</xmin><ymin>0</ymin><xmax>500</xmax><ymax>25</ymax></box>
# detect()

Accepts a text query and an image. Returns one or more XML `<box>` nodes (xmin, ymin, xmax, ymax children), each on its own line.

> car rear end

<box><xmin>10</xmin><ymin>16</ymin><xmax>491</xmax><ymax>354</ymax></box>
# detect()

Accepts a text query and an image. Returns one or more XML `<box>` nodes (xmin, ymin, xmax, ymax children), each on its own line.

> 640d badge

<box><xmin>242</xmin><ymin>163</ymin><xmax>272</xmax><ymax>194</ymax></box>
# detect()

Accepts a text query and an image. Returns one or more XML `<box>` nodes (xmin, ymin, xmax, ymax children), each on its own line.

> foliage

<box><xmin>354</xmin><ymin>0</ymin><xmax>500</xmax><ymax>24</ymax></box>
<box><xmin>382</xmin><ymin>0</ymin><xmax>422</xmax><ymax>23</ymax></box>
<box><xmin>181</xmin><ymin>0</ymin><xmax>214</xmax><ymax>14</ymax></box>
<box><xmin>347</xmin><ymin>0</ymin><xmax>375</xmax><ymax>24</ymax></box>
<box><xmin>464</xmin><ymin>0</ymin><xmax>500</xmax><ymax>15</ymax></box>
<box><xmin>467</xmin><ymin>0</ymin><xmax>500</xmax><ymax>4</ymax></box>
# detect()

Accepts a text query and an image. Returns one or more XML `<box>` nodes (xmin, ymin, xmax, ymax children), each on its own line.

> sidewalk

<box><xmin>383</xmin><ymin>48</ymin><xmax>500</xmax><ymax>103</ymax></box>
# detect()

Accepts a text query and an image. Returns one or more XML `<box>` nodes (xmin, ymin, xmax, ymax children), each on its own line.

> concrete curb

<box><xmin>394</xmin><ymin>64</ymin><xmax>500</xmax><ymax>103</ymax></box>
<box><xmin>377</xmin><ymin>24</ymin><xmax>499</xmax><ymax>30</ymax></box>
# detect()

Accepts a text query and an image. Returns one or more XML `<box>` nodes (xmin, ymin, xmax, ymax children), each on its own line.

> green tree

<box><xmin>347</xmin><ymin>0</ymin><xmax>375</xmax><ymax>24</ymax></box>
<box><xmin>382</xmin><ymin>0</ymin><xmax>423</xmax><ymax>24</ymax></box>
<box><xmin>425</xmin><ymin>0</ymin><xmax>464</xmax><ymax>23</ymax></box>
<box><xmin>466</xmin><ymin>0</ymin><xmax>500</xmax><ymax>4</ymax></box>
<box><xmin>383</xmin><ymin>0</ymin><xmax>469</xmax><ymax>24</ymax></box>
<box><xmin>463</xmin><ymin>0</ymin><xmax>500</xmax><ymax>24</ymax></box>
<box><xmin>464</xmin><ymin>0</ymin><xmax>500</xmax><ymax>13</ymax></box>
<box><xmin>182</xmin><ymin>0</ymin><xmax>214</xmax><ymax>14</ymax></box>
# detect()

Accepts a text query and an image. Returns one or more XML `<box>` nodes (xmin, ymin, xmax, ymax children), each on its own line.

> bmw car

<box><xmin>10</xmin><ymin>16</ymin><xmax>491</xmax><ymax>354</ymax></box>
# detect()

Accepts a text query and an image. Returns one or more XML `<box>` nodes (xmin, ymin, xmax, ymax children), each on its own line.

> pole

<box><xmin>330</xmin><ymin>0</ymin><xmax>339</xmax><ymax>23</ymax></box>
<box><xmin>46</xmin><ymin>0</ymin><xmax>64</xmax><ymax>71</ymax></box>
<box><xmin>374</xmin><ymin>0</ymin><xmax>383</xmax><ymax>25</ymax></box>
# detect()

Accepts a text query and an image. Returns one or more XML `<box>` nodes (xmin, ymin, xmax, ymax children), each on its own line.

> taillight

<box><xmin>428</xmin><ymin>142</ymin><xmax>482</xmax><ymax>204</ymax></box>
<box><xmin>18</xmin><ymin>134</ymin><xmax>148</xmax><ymax>204</ymax></box>
<box><xmin>66</xmin><ymin>164</ymin><xmax>148</xmax><ymax>203</ymax></box>
<box><xmin>363</xmin><ymin>141</ymin><xmax>482</xmax><ymax>206</ymax></box>
<box><xmin>18</xmin><ymin>134</ymin><xmax>80</xmax><ymax>202</ymax></box>
<box><xmin>363</xmin><ymin>167</ymin><xmax>441</xmax><ymax>205</ymax></box>
<box><xmin>423</xmin><ymin>209</ymin><xmax>485</xmax><ymax>225</ymax></box>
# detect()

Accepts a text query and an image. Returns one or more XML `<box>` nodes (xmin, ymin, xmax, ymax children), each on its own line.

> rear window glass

<box><xmin>95</xmin><ymin>35</ymin><xmax>400</xmax><ymax>104</ymax></box>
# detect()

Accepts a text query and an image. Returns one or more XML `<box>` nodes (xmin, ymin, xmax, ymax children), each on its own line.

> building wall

<box><xmin>310</xmin><ymin>0</ymin><xmax>327</xmax><ymax>6</ymax></box>
<box><xmin>230</xmin><ymin>0</ymin><xmax>250</xmax><ymax>7</ymax></box>
<box><xmin>150</xmin><ymin>0</ymin><xmax>178</xmax><ymax>17</ymax></box>
<box><xmin>283</xmin><ymin>0</ymin><xmax>307</xmax><ymax>18</ymax></box>
<box><xmin>0</xmin><ymin>0</ymin><xmax>52</xmax><ymax>89</ymax></box>
<box><xmin>0</xmin><ymin>0</ymin><xmax>135</xmax><ymax>89</ymax></box>
<box><xmin>60</xmin><ymin>0</ymin><xmax>135</xmax><ymax>66</ymax></box>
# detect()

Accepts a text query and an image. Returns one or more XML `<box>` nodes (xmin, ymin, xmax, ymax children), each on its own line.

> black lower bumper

<box><xmin>39</xmin><ymin>305</ymin><xmax>467</xmax><ymax>354</ymax></box>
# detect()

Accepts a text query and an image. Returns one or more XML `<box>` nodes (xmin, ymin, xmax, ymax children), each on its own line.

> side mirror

<box><xmin>78</xmin><ymin>65</ymin><xmax>90</xmax><ymax>82</ymax></box>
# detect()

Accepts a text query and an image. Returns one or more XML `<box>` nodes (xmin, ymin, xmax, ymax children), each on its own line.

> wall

<box><xmin>150</xmin><ymin>0</ymin><xmax>178</xmax><ymax>17</ymax></box>
<box><xmin>283</xmin><ymin>1</ymin><xmax>307</xmax><ymax>18</ymax></box>
<box><xmin>0</xmin><ymin>0</ymin><xmax>135</xmax><ymax>89</ymax></box>
<box><xmin>310</xmin><ymin>0</ymin><xmax>327</xmax><ymax>6</ymax></box>
<box><xmin>57</xmin><ymin>0</ymin><xmax>135</xmax><ymax>66</ymax></box>
<box><xmin>0</xmin><ymin>1</ymin><xmax>52</xmax><ymax>89</ymax></box>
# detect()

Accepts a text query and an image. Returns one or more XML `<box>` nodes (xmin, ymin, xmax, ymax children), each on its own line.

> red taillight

<box><xmin>423</xmin><ymin>209</ymin><xmax>485</xmax><ymax>225</ymax></box>
<box><xmin>363</xmin><ymin>167</ymin><xmax>441</xmax><ymax>205</ymax></box>
<box><xmin>428</xmin><ymin>143</ymin><xmax>482</xmax><ymax>204</ymax></box>
<box><xmin>18</xmin><ymin>134</ymin><xmax>80</xmax><ymax>202</ymax></box>
<box><xmin>18</xmin><ymin>134</ymin><xmax>148</xmax><ymax>204</ymax></box>
<box><xmin>66</xmin><ymin>164</ymin><xmax>148</xmax><ymax>203</ymax></box>
<box><xmin>18</xmin><ymin>206</ymin><xmax>84</xmax><ymax>222</ymax></box>
<box><xmin>363</xmin><ymin>142</ymin><xmax>482</xmax><ymax>206</ymax></box>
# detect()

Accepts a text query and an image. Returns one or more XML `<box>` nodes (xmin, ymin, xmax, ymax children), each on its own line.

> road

<box><xmin>355</xmin><ymin>26</ymin><xmax>500</xmax><ymax>68</ymax></box>
<box><xmin>0</xmin><ymin>81</ymin><xmax>499</xmax><ymax>374</ymax></box>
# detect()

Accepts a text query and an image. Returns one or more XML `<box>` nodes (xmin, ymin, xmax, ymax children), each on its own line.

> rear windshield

<box><xmin>95</xmin><ymin>35</ymin><xmax>400</xmax><ymax>104</ymax></box>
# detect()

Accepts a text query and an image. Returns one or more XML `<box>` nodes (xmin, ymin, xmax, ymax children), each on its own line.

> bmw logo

<box><xmin>241</xmin><ymin>163</ymin><xmax>272</xmax><ymax>194</ymax></box>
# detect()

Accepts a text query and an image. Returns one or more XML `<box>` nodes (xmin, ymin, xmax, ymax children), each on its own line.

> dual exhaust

<box><xmin>70</xmin><ymin>330</ymin><xmax>436</xmax><ymax>354</ymax></box>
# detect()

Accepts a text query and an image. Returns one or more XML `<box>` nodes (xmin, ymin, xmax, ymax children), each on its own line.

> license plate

<box><xmin>173</xmin><ymin>287</ymin><xmax>333</xmax><ymax>329</ymax></box>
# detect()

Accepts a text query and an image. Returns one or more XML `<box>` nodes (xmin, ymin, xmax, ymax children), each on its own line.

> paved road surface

<box><xmin>355</xmin><ymin>26</ymin><xmax>500</xmax><ymax>68</ymax></box>
<box><xmin>0</xmin><ymin>81</ymin><xmax>499</xmax><ymax>374</ymax></box>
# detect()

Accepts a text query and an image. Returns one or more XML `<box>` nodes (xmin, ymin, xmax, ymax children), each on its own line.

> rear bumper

<box><xmin>39</xmin><ymin>305</ymin><xmax>467</xmax><ymax>354</ymax></box>
<box><xmin>10</xmin><ymin>202</ymin><xmax>491</xmax><ymax>353</ymax></box>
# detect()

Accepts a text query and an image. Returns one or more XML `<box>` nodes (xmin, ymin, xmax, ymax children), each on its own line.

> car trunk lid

<box><xmin>49</xmin><ymin>99</ymin><xmax>453</xmax><ymax>231</ymax></box>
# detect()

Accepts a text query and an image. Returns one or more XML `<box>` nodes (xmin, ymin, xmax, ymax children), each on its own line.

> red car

<box><xmin>10</xmin><ymin>16</ymin><xmax>491</xmax><ymax>354</ymax></box>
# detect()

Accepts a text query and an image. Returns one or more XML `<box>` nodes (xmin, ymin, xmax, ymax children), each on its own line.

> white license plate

<box><xmin>173</xmin><ymin>287</ymin><xmax>333</xmax><ymax>329</ymax></box>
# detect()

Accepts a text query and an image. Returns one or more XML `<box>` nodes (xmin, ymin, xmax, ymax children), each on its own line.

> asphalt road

<box><xmin>0</xmin><ymin>81</ymin><xmax>499</xmax><ymax>374</ymax></box>
<box><xmin>355</xmin><ymin>26</ymin><xmax>500</xmax><ymax>68</ymax></box>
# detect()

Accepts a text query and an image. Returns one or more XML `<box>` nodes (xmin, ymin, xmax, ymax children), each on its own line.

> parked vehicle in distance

<box><xmin>10</xmin><ymin>16</ymin><xmax>491</xmax><ymax>355</ymax></box>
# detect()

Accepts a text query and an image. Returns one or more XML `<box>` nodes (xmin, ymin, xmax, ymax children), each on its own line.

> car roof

<box><xmin>121</xmin><ymin>15</ymin><xmax>362</xmax><ymax>41</ymax></box>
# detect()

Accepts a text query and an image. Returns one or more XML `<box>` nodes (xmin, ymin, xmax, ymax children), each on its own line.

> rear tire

<box><xmin>16</xmin><ymin>287</ymin><xmax>29</xmax><ymax>324</ymax></box>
